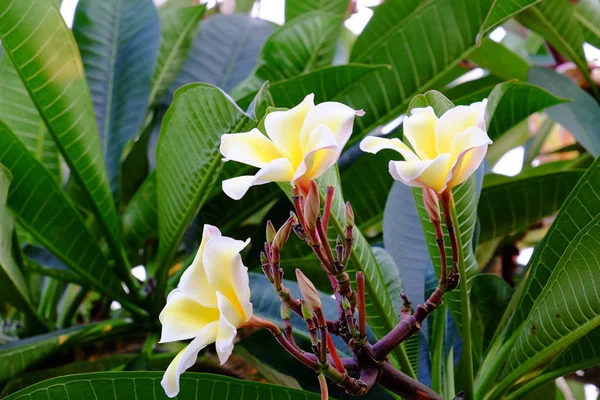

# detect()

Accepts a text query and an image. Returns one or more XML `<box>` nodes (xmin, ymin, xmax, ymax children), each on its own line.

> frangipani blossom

<box><xmin>359</xmin><ymin>100</ymin><xmax>492</xmax><ymax>193</ymax></box>
<box><xmin>220</xmin><ymin>94</ymin><xmax>363</xmax><ymax>200</ymax></box>
<box><xmin>160</xmin><ymin>225</ymin><xmax>252</xmax><ymax>398</ymax></box>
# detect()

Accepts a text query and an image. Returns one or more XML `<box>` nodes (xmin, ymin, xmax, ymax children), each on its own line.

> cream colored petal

<box><xmin>220</xmin><ymin>129</ymin><xmax>284</xmax><ymax>168</ymax></box>
<box><xmin>435</xmin><ymin>99</ymin><xmax>488</xmax><ymax>153</ymax></box>
<box><xmin>215</xmin><ymin>292</ymin><xmax>243</xmax><ymax>365</ymax></box>
<box><xmin>359</xmin><ymin>136</ymin><xmax>420</xmax><ymax>161</ymax></box>
<box><xmin>403</xmin><ymin>107</ymin><xmax>439</xmax><ymax>160</ymax></box>
<box><xmin>264</xmin><ymin>94</ymin><xmax>315</xmax><ymax>164</ymax></box>
<box><xmin>203</xmin><ymin>236</ymin><xmax>252</xmax><ymax>322</ymax></box>
<box><xmin>221</xmin><ymin>158</ymin><xmax>296</xmax><ymax>200</ymax></box>
<box><xmin>293</xmin><ymin>125</ymin><xmax>339</xmax><ymax>183</ymax></box>
<box><xmin>447</xmin><ymin>127</ymin><xmax>492</xmax><ymax>188</ymax></box>
<box><xmin>299</xmin><ymin>101</ymin><xmax>357</xmax><ymax>151</ymax></box>
<box><xmin>161</xmin><ymin>322</ymin><xmax>219</xmax><ymax>398</ymax></box>
<box><xmin>389</xmin><ymin>153</ymin><xmax>453</xmax><ymax>193</ymax></box>
<box><xmin>178</xmin><ymin>224</ymin><xmax>221</xmax><ymax>306</ymax></box>
<box><xmin>159</xmin><ymin>289</ymin><xmax>220</xmax><ymax>343</ymax></box>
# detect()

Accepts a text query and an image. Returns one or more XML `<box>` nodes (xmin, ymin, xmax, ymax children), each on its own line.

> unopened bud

<box><xmin>266</xmin><ymin>220</ymin><xmax>276</xmax><ymax>243</ymax></box>
<box><xmin>280</xmin><ymin>303</ymin><xmax>291</xmax><ymax>320</ymax></box>
<box><xmin>296</xmin><ymin>269</ymin><xmax>322</xmax><ymax>310</ymax></box>
<box><xmin>273</xmin><ymin>217</ymin><xmax>293</xmax><ymax>250</ymax></box>
<box><xmin>336</xmin><ymin>235</ymin><xmax>344</xmax><ymax>261</ymax></box>
<box><xmin>345</xmin><ymin>201</ymin><xmax>354</xmax><ymax>228</ymax></box>
<box><xmin>301</xmin><ymin>300</ymin><xmax>314</xmax><ymax>320</ymax></box>
<box><xmin>341</xmin><ymin>296</ymin><xmax>351</xmax><ymax>311</ymax></box>
<box><xmin>423</xmin><ymin>188</ymin><xmax>440</xmax><ymax>222</ymax></box>
<box><xmin>304</xmin><ymin>181</ymin><xmax>320</xmax><ymax>231</ymax></box>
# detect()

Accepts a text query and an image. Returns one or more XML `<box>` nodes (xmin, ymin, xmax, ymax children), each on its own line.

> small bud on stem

<box><xmin>266</xmin><ymin>220</ymin><xmax>276</xmax><ymax>243</ymax></box>
<box><xmin>273</xmin><ymin>216</ymin><xmax>293</xmax><ymax>251</ymax></box>
<box><xmin>304</xmin><ymin>181</ymin><xmax>321</xmax><ymax>232</ymax></box>
<box><xmin>296</xmin><ymin>269</ymin><xmax>322</xmax><ymax>311</ymax></box>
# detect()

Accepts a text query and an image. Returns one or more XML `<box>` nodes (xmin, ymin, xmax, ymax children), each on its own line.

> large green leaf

<box><xmin>3</xmin><ymin>372</ymin><xmax>321</xmax><ymax>400</ymax></box>
<box><xmin>156</xmin><ymin>84</ymin><xmax>254</xmax><ymax>287</ymax></box>
<box><xmin>123</xmin><ymin>171</ymin><xmax>157</xmax><ymax>249</ymax></box>
<box><xmin>0</xmin><ymin>121</ymin><xmax>128</xmax><ymax>307</ymax></box>
<box><xmin>468</xmin><ymin>40</ymin><xmax>530</xmax><ymax>83</ymax></box>
<box><xmin>528</xmin><ymin>66</ymin><xmax>600</xmax><ymax>157</ymax></box>
<box><xmin>0</xmin><ymin>0</ymin><xmax>126</xmax><ymax>275</ymax></box>
<box><xmin>342</xmin><ymin>0</ymin><xmax>495</xmax><ymax>144</ymax></box>
<box><xmin>166</xmin><ymin>14</ymin><xmax>274</xmax><ymax>100</ymax></box>
<box><xmin>478</xmin><ymin>167</ymin><xmax>585</xmax><ymax>242</ymax></box>
<box><xmin>0</xmin><ymin>167</ymin><xmax>43</xmax><ymax>325</ymax></box>
<box><xmin>0</xmin><ymin>56</ymin><xmax>60</xmax><ymax>182</ymax></box>
<box><xmin>232</xmin><ymin>11</ymin><xmax>342</xmax><ymax>99</ymax></box>
<box><xmin>285</xmin><ymin>0</ymin><xmax>349</xmax><ymax>21</ymax></box>
<box><xmin>574</xmin><ymin>0</ymin><xmax>600</xmax><ymax>49</ymax></box>
<box><xmin>478</xmin><ymin>0</ymin><xmax>542</xmax><ymax>37</ymax></box>
<box><xmin>150</xmin><ymin>5</ymin><xmax>206</xmax><ymax>106</ymax></box>
<box><xmin>73</xmin><ymin>0</ymin><xmax>160</xmax><ymax>197</ymax></box>
<box><xmin>0</xmin><ymin>320</ymin><xmax>133</xmax><ymax>382</ymax></box>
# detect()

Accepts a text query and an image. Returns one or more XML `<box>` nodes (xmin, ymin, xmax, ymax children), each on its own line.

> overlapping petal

<box><xmin>220</xmin><ymin>129</ymin><xmax>284</xmax><ymax>168</ymax></box>
<box><xmin>403</xmin><ymin>107</ymin><xmax>438</xmax><ymax>160</ymax></box>
<box><xmin>359</xmin><ymin>136</ymin><xmax>420</xmax><ymax>162</ymax></box>
<box><xmin>434</xmin><ymin>100</ymin><xmax>487</xmax><ymax>154</ymax></box>
<box><xmin>222</xmin><ymin>158</ymin><xmax>296</xmax><ymax>200</ymax></box>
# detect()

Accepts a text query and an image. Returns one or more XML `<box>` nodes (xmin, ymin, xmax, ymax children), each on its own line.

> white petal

<box><xmin>203</xmin><ymin>236</ymin><xmax>252</xmax><ymax>323</ymax></box>
<box><xmin>161</xmin><ymin>322</ymin><xmax>218</xmax><ymax>398</ymax></box>
<box><xmin>447</xmin><ymin>127</ymin><xmax>492</xmax><ymax>188</ymax></box>
<box><xmin>435</xmin><ymin>99</ymin><xmax>488</xmax><ymax>154</ymax></box>
<box><xmin>299</xmin><ymin>101</ymin><xmax>357</xmax><ymax>151</ymax></box>
<box><xmin>159</xmin><ymin>289</ymin><xmax>220</xmax><ymax>343</ymax></box>
<box><xmin>403</xmin><ymin>106</ymin><xmax>438</xmax><ymax>160</ymax></box>
<box><xmin>215</xmin><ymin>292</ymin><xmax>244</xmax><ymax>365</ymax></box>
<box><xmin>359</xmin><ymin>136</ymin><xmax>420</xmax><ymax>161</ymax></box>
<box><xmin>220</xmin><ymin>129</ymin><xmax>284</xmax><ymax>168</ymax></box>
<box><xmin>178</xmin><ymin>224</ymin><xmax>221</xmax><ymax>306</ymax></box>
<box><xmin>264</xmin><ymin>94</ymin><xmax>314</xmax><ymax>164</ymax></box>
<box><xmin>389</xmin><ymin>153</ymin><xmax>453</xmax><ymax>193</ymax></box>
<box><xmin>222</xmin><ymin>158</ymin><xmax>296</xmax><ymax>200</ymax></box>
<box><xmin>293</xmin><ymin>125</ymin><xmax>339</xmax><ymax>183</ymax></box>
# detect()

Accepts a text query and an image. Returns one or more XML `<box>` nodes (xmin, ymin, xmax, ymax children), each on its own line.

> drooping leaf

<box><xmin>478</xmin><ymin>0</ymin><xmax>542</xmax><ymax>38</ymax></box>
<box><xmin>73</xmin><ymin>0</ymin><xmax>160</xmax><ymax>197</ymax></box>
<box><xmin>150</xmin><ymin>5</ymin><xmax>206</xmax><ymax>106</ymax></box>
<box><xmin>0</xmin><ymin>0</ymin><xmax>126</xmax><ymax>273</ymax></box>
<box><xmin>477</xmin><ymin>167</ymin><xmax>585</xmax><ymax>242</ymax></box>
<box><xmin>3</xmin><ymin>372</ymin><xmax>322</xmax><ymax>400</ymax></box>
<box><xmin>285</xmin><ymin>0</ymin><xmax>349</xmax><ymax>21</ymax></box>
<box><xmin>0</xmin><ymin>121</ymin><xmax>127</xmax><ymax>306</ymax></box>
<box><xmin>165</xmin><ymin>14</ymin><xmax>274</xmax><ymax>101</ymax></box>
<box><xmin>0</xmin><ymin>56</ymin><xmax>60</xmax><ymax>182</ymax></box>
<box><xmin>528</xmin><ymin>66</ymin><xmax>600</xmax><ymax>157</ymax></box>
<box><xmin>156</xmin><ymin>84</ymin><xmax>253</xmax><ymax>283</ymax></box>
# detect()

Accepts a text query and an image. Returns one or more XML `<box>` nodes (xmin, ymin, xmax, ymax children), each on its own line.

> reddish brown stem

<box><xmin>431</xmin><ymin>217</ymin><xmax>448</xmax><ymax>283</ymax></box>
<box><xmin>440</xmin><ymin>191</ymin><xmax>460</xmax><ymax>289</ymax></box>
<box><xmin>322</xmin><ymin>186</ymin><xmax>334</xmax><ymax>230</ymax></box>
<box><xmin>326</xmin><ymin>331</ymin><xmax>346</xmax><ymax>373</ymax></box>
<box><xmin>316</xmin><ymin>216</ymin><xmax>336</xmax><ymax>270</ymax></box>
<box><xmin>379</xmin><ymin>362</ymin><xmax>442</xmax><ymax>399</ymax></box>
<box><xmin>356</xmin><ymin>272</ymin><xmax>366</xmax><ymax>338</ymax></box>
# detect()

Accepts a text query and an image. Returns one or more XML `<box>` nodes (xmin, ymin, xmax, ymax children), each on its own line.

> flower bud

<box><xmin>266</xmin><ymin>220</ymin><xmax>276</xmax><ymax>243</ymax></box>
<box><xmin>423</xmin><ymin>188</ymin><xmax>440</xmax><ymax>222</ymax></box>
<box><xmin>273</xmin><ymin>216</ymin><xmax>293</xmax><ymax>250</ymax></box>
<box><xmin>341</xmin><ymin>296</ymin><xmax>351</xmax><ymax>311</ymax></box>
<box><xmin>345</xmin><ymin>201</ymin><xmax>354</xmax><ymax>228</ymax></box>
<box><xmin>301</xmin><ymin>300</ymin><xmax>314</xmax><ymax>320</ymax></box>
<box><xmin>296</xmin><ymin>269</ymin><xmax>322</xmax><ymax>310</ymax></box>
<box><xmin>280</xmin><ymin>303</ymin><xmax>291</xmax><ymax>320</ymax></box>
<box><xmin>304</xmin><ymin>181</ymin><xmax>320</xmax><ymax>231</ymax></box>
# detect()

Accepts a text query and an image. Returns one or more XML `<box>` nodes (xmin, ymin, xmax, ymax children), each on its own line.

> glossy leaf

<box><xmin>73</xmin><ymin>0</ymin><xmax>160</xmax><ymax>197</ymax></box>
<box><xmin>3</xmin><ymin>372</ymin><xmax>321</xmax><ymax>400</ymax></box>
<box><xmin>285</xmin><ymin>0</ymin><xmax>349</xmax><ymax>21</ymax></box>
<box><xmin>0</xmin><ymin>0</ymin><xmax>124</xmax><ymax>272</ymax></box>
<box><xmin>478</xmin><ymin>0</ymin><xmax>542</xmax><ymax>37</ymax></box>
<box><xmin>478</xmin><ymin>168</ymin><xmax>585</xmax><ymax>242</ymax></box>
<box><xmin>574</xmin><ymin>0</ymin><xmax>600</xmax><ymax>49</ymax></box>
<box><xmin>468</xmin><ymin>39</ymin><xmax>530</xmax><ymax>82</ymax></box>
<box><xmin>0</xmin><ymin>121</ymin><xmax>126</xmax><ymax>305</ymax></box>
<box><xmin>150</xmin><ymin>5</ymin><xmax>206</xmax><ymax>106</ymax></box>
<box><xmin>528</xmin><ymin>66</ymin><xmax>600</xmax><ymax>157</ymax></box>
<box><xmin>156</xmin><ymin>84</ymin><xmax>253</xmax><ymax>279</ymax></box>
<box><xmin>123</xmin><ymin>171</ymin><xmax>157</xmax><ymax>249</ymax></box>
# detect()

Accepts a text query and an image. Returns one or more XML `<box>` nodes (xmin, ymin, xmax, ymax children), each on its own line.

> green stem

<box><xmin>474</xmin><ymin>334</ymin><xmax>515</xmax><ymax>399</ymax></box>
<box><xmin>431</xmin><ymin>302</ymin><xmax>447</xmax><ymax>394</ymax></box>
<box><xmin>445</xmin><ymin>192</ymin><xmax>474</xmax><ymax>400</ymax></box>
<box><xmin>58</xmin><ymin>287</ymin><xmax>89</xmax><ymax>328</ymax></box>
<box><xmin>444</xmin><ymin>347</ymin><xmax>455</xmax><ymax>400</ymax></box>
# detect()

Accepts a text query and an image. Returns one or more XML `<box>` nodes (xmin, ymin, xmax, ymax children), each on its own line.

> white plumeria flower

<box><xmin>159</xmin><ymin>225</ymin><xmax>252</xmax><ymax>398</ymax></box>
<box><xmin>360</xmin><ymin>100</ymin><xmax>492</xmax><ymax>193</ymax></box>
<box><xmin>220</xmin><ymin>94</ymin><xmax>363</xmax><ymax>199</ymax></box>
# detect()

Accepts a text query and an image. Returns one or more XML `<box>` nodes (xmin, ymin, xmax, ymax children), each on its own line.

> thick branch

<box><xmin>379</xmin><ymin>362</ymin><xmax>442</xmax><ymax>399</ymax></box>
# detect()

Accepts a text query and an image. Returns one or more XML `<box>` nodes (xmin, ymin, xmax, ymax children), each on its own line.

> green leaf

<box><xmin>0</xmin><ymin>121</ymin><xmax>128</xmax><ymax>307</ymax></box>
<box><xmin>468</xmin><ymin>39</ymin><xmax>530</xmax><ymax>82</ymax></box>
<box><xmin>0</xmin><ymin>320</ymin><xmax>133</xmax><ymax>382</ymax></box>
<box><xmin>477</xmin><ymin>167</ymin><xmax>585</xmax><ymax>242</ymax></box>
<box><xmin>478</xmin><ymin>0</ymin><xmax>542</xmax><ymax>38</ymax></box>
<box><xmin>0</xmin><ymin>167</ymin><xmax>43</xmax><ymax>326</ymax></box>
<box><xmin>285</xmin><ymin>0</ymin><xmax>349</xmax><ymax>21</ymax></box>
<box><xmin>528</xmin><ymin>66</ymin><xmax>600</xmax><ymax>157</ymax></box>
<box><xmin>342</xmin><ymin>0</ymin><xmax>495</xmax><ymax>145</ymax></box>
<box><xmin>574</xmin><ymin>0</ymin><xmax>600</xmax><ymax>49</ymax></box>
<box><xmin>150</xmin><ymin>5</ymin><xmax>206</xmax><ymax>106</ymax></box>
<box><xmin>23</xmin><ymin>245</ymin><xmax>88</xmax><ymax>288</ymax></box>
<box><xmin>123</xmin><ymin>171</ymin><xmax>157</xmax><ymax>249</ymax></box>
<box><xmin>0</xmin><ymin>56</ymin><xmax>60</xmax><ymax>182</ymax></box>
<box><xmin>73</xmin><ymin>0</ymin><xmax>160</xmax><ymax>197</ymax></box>
<box><xmin>0</xmin><ymin>0</ymin><xmax>126</xmax><ymax>278</ymax></box>
<box><xmin>517</xmin><ymin>0</ymin><xmax>595</xmax><ymax>91</ymax></box>
<box><xmin>166</xmin><ymin>14</ymin><xmax>274</xmax><ymax>100</ymax></box>
<box><xmin>156</xmin><ymin>84</ymin><xmax>253</xmax><ymax>287</ymax></box>
<box><xmin>3</xmin><ymin>371</ymin><xmax>321</xmax><ymax>400</ymax></box>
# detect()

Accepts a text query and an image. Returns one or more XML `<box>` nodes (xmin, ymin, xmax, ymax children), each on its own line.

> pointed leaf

<box><xmin>478</xmin><ymin>0</ymin><xmax>542</xmax><ymax>37</ymax></box>
<box><xmin>285</xmin><ymin>0</ymin><xmax>350</xmax><ymax>21</ymax></box>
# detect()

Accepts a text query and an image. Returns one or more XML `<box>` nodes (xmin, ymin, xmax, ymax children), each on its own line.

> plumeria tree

<box><xmin>1</xmin><ymin>0</ymin><xmax>600</xmax><ymax>400</ymax></box>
